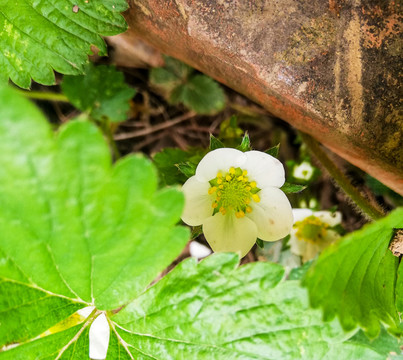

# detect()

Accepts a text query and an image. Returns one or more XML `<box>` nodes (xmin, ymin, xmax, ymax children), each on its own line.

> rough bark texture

<box><xmin>121</xmin><ymin>0</ymin><xmax>402</xmax><ymax>195</ymax></box>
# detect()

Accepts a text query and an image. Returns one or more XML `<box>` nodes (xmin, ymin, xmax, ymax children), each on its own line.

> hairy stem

<box><xmin>300</xmin><ymin>132</ymin><xmax>385</xmax><ymax>221</ymax></box>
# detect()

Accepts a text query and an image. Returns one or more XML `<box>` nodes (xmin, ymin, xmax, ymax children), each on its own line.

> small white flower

<box><xmin>289</xmin><ymin>208</ymin><xmax>342</xmax><ymax>262</ymax></box>
<box><xmin>292</xmin><ymin>161</ymin><xmax>315</xmax><ymax>181</ymax></box>
<box><xmin>181</xmin><ymin>148</ymin><xmax>293</xmax><ymax>257</ymax></box>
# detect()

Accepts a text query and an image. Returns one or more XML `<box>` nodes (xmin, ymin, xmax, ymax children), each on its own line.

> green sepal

<box><xmin>237</xmin><ymin>132</ymin><xmax>251</xmax><ymax>152</ymax></box>
<box><xmin>329</xmin><ymin>223</ymin><xmax>347</xmax><ymax>236</ymax></box>
<box><xmin>209</xmin><ymin>134</ymin><xmax>225</xmax><ymax>150</ymax></box>
<box><xmin>256</xmin><ymin>238</ymin><xmax>264</xmax><ymax>248</ymax></box>
<box><xmin>265</xmin><ymin>144</ymin><xmax>280</xmax><ymax>158</ymax></box>
<box><xmin>191</xmin><ymin>226</ymin><xmax>203</xmax><ymax>239</ymax></box>
<box><xmin>281</xmin><ymin>182</ymin><xmax>307</xmax><ymax>194</ymax></box>
<box><xmin>177</xmin><ymin>162</ymin><xmax>196</xmax><ymax>178</ymax></box>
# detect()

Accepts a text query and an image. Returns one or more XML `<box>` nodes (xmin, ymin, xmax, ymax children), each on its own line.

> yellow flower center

<box><xmin>293</xmin><ymin>215</ymin><xmax>329</xmax><ymax>244</ymax></box>
<box><xmin>208</xmin><ymin>167</ymin><xmax>261</xmax><ymax>218</ymax></box>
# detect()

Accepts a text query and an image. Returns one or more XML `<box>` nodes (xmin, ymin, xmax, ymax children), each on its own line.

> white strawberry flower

<box><xmin>292</xmin><ymin>161</ymin><xmax>315</xmax><ymax>182</ymax></box>
<box><xmin>289</xmin><ymin>208</ymin><xmax>342</xmax><ymax>262</ymax></box>
<box><xmin>181</xmin><ymin>148</ymin><xmax>293</xmax><ymax>257</ymax></box>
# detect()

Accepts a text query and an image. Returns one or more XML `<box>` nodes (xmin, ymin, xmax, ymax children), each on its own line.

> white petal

<box><xmin>289</xmin><ymin>233</ymin><xmax>307</xmax><ymax>257</ymax></box>
<box><xmin>314</xmin><ymin>211</ymin><xmax>342</xmax><ymax>227</ymax></box>
<box><xmin>247</xmin><ymin>187</ymin><xmax>293</xmax><ymax>241</ymax></box>
<box><xmin>289</xmin><ymin>234</ymin><xmax>320</xmax><ymax>262</ymax></box>
<box><xmin>243</xmin><ymin>151</ymin><xmax>285</xmax><ymax>188</ymax></box>
<box><xmin>77</xmin><ymin>306</ymin><xmax>95</xmax><ymax>318</ymax></box>
<box><xmin>195</xmin><ymin>148</ymin><xmax>246</xmax><ymax>181</ymax></box>
<box><xmin>189</xmin><ymin>241</ymin><xmax>212</xmax><ymax>259</ymax></box>
<box><xmin>202</xmin><ymin>213</ymin><xmax>257</xmax><ymax>257</ymax></box>
<box><xmin>324</xmin><ymin>229</ymin><xmax>341</xmax><ymax>244</ymax></box>
<box><xmin>292</xmin><ymin>208</ymin><xmax>314</xmax><ymax>222</ymax></box>
<box><xmin>302</xmin><ymin>243</ymin><xmax>321</xmax><ymax>262</ymax></box>
<box><xmin>181</xmin><ymin>176</ymin><xmax>213</xmax><ymax>226</ymax></box>
<box><xmin>89</xmin><ymin>313</ymin><xmax>110</xmax><ymax>360</ymax></box>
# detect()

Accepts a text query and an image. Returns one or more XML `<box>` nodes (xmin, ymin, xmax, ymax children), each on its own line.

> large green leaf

<box><xmin>0</xmin><ymin>0</ymin><xmax>127</xmax><ymax>88</ymax></box>
<box><xmin>109</xmin><ymin>253</ymin><xmax>397</xmax><ymax>359</ymax></box>
<box><xmin>62</xmin><ymin>64</ymin><xmax>135</xmax><ymax>123</ymax></box>
<box><xmin>303</xmin><ymin>208</ymin><xmax>403</xmax><ymax>337</ymax></box>
<box><xmin>0</xmin><ymin>84</ymin><xmax>189</xmax><ymax>355</ymax></box>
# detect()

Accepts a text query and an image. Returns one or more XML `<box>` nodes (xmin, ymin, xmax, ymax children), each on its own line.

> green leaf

<box><xmin>150</xmin><ymin>56</ymin><xmax>193</xmax><ymax>88</ymax></box>
<box><xmin>153</xmin><ymin>148</ymin><xmax>193</xmax><ymax>185</ymax></box>
<box><xmin>149</xmin><ymin>56</ymin><xmax>194</xmax><ymax>99</ymax></box>
<box><xmin>346</xmin><ymin>327</ymin><xmax>401</xmax><ymax>358</ymax></box>
<box><xmin>288</xmin><ymin>260</ymin><xmax>313</xmax><ymax>280</ymax></box>
<box><xmin>0</xmin><ymin>0</ymin><xmax>128</xmax><ymax>88</ymax></box>
<box><xmin>0</xmin><ymin>279</ymin><xmax>83</xmax><ymax>347</ymax></box>
<box><xmin>162</xmin><ymin>55</ymin><xmax>194</xmax><ymax>80</ymax></box>
<box><xmin>110</xmin><ymin>253</ymin><xmax>392</xmax><ymax>359</ymax></box>
<box><xmin>0</xmin><ymin>84</ymin><xmax>189</xmax><ymax>355</ymax></box>
<box><xmin>265</xmin><ymin>144</ymin><xmax>280</xmax><ymax>158</ymax></box>
<box><xmin>62</xmin><ymin>64</ymin><xmax>135</xmax><ymax>123</ymax></box>
<box><xmin>209</xmin><ymin>134</ymin><xmax>225</xmax><ymax>150</ymax></box>
<box><xmin>177</xmin><ymin>162</ymin><xmax>196</xmax><ymax>178</ymax></box>
<box><xmin>281</xmin><ymin>182</ymin><xmax>307</xmax><ymax>194</ymax></box>
<box><xmin>150</xmin><ymin>56</ymin><xmax>225</xmax><ymax>114</ymax></box>
<box><xmin>170</xmin><ymin>75</ymin><xmax>226</xmax><ymax>114</ymax></box>
<box><xmin>303</xmin><ymin>208</ymin><xmax>403</xmax><ymax>337</ymax></box>
<box><xmin>0</xmin><ymin>324</ymin><xmax>91</xmax><ymax>360</ymax></box>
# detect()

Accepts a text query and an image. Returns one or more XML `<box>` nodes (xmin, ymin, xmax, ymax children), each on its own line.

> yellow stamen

<box><xmin>209</xmin><ymin>166</ymin><xmax>261</xmax><ymax>218</ymax></box>
<box><xmin>252</xmin><ymin>194</ymin><xmax>260</xmax><ymax>203</ymax></box>
<box><xmin>208</xmin><ymin>187</ymin><xmax>217</xmax><ymax>195</ymax></box>
<box><xmin>235</xmin><ymin>210</ymin><xmax>245</xmax><ymax>218</ymax></box>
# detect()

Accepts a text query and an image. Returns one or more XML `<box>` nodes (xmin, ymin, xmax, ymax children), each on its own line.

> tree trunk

<box><xmin>119</xmin><ymin>0</ymin><xmax>402</xmax><ymax>195</ymax></box>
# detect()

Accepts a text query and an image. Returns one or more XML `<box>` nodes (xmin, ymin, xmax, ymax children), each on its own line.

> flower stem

<box><xmin>16</xmin><ymin>89</ymin><xmax>69</xmax><ymax>102</ymax></box>
<box><xmin>299</xmin><ymin>132</ymin><xmax>385</xmax><ymax>221</ymax></box>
